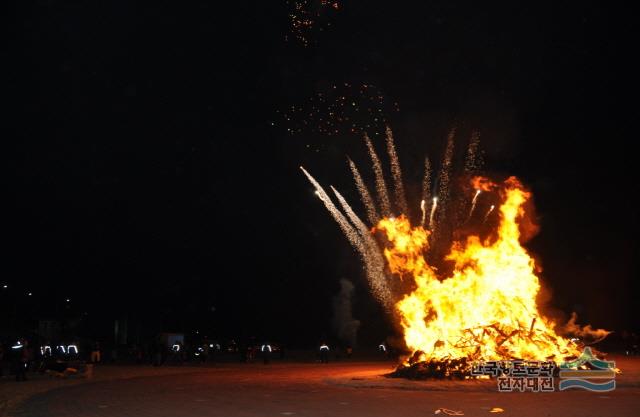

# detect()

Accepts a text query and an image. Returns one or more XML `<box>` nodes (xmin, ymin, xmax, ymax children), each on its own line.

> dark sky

<box><xmin>5</xmin><ymin>2</ymin><xmax>637</xmax><ymax>345</ymax></box>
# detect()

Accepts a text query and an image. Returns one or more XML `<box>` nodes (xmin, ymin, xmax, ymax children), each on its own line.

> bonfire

<box><xmin>302</xmin><ymin>127</ymin><xmax>609</xmax><ymax>378</ymax></box>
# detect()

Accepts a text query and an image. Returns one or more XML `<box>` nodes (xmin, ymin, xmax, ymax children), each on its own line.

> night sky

<box><xmin>5</xmin><ymin>2</ymin><xmax>637</xmax><ymax>347</ymax></box>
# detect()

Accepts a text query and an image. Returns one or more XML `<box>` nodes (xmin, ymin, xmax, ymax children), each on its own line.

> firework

<box><xmin>331</xmin><ymin>186</ymin><xmax>391</xmax><ymax>309</ymax></box>
<box><xmin>348</xmin><ymin>157</ymin><xmax>379</xmax><ymax>225</ymax></box>
<box><xmin>434</xmin><ymin>129</ymin><xmax>455</xmax><ymax>231</ymax></box>
<box><xmin>385</xmin><ymin>126</ymin><xmax>409</xmax><ymax>216</ymax></box>
<box><xmin>300</xmin><ymin>167</ymin><xmax>363</xmax><ymax>252</ymax></box>
<box><xmin>364</xmin><ymin>133</ymin><xmax>392</xmax><ymax>216</ymax></box>
<box><xmin>274</xmin><ymin>83</ymin><xmax>399</xmax><ymax>137</ymax></box>
<box><xmin>286</xmin><ymin>0</ymin><xmax>341</xmax><ymax>47</ymax></box>
<box><xmin>421</xmin><ymin>156</ymin><xmax>432</xmax><ymax>214</ymax></box>
<box><xmin>464</xmin><ymin>131</ymin><xmax>482</xmax><ymax>174</ymax></box>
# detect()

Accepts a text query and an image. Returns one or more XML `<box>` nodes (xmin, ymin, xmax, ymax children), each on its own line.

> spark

<box><xmin>464</xmin><ymin>131</ymin><xmax>483</xmax><ymax>174</ymax></box>
<box><xmin>420</xmin><ymin>156</ymin><xmax>432</xmax><ymax>220</ymax></box>
<box><xmin>420</xmin><ymin>199</ymin><xmax>427</xmax><ymax>227</ymax></box>
<box><xmin>301</xmin><ymin>166</ymin><xmax>392</xmax><ymax>309</ymax></box>
<box><xmin>483</xmin><ymin>204</ymin><xmax>496</xmax><ymax>223</ymax></box>
<box><xmin>467</xmin><ymin>189</ymin><xmax>482</xmax><ymax>221</ymax></box>
<box><xmin>331</xmin><ymin>186</ymin><xmax>391</xmax><ymax>309</ymax></box>
<box><xmin>364</xmin><ymin>133</ymin><xmax>391</xmax><ymax>216</ymax></box>
<box><xmin>276</xmin><ymin>83</ymin><xmax>398</xmax><ymax>136</ymax></box>
<box><xmin>434</xmin><ymin>129</ymin><xmax>455</xmax><ymax>230</ymax></box>
<box><xmin>429</xmin><ymin>197</ymin><xmax>438</xmax><ymax>230</ymax></box>
<box><xmin>386</xmin><ymin>126</ymin><xmax>408</xmax><ymax>216</ymax></box>
<box><xmin>300</xmin><ymin>166</ymin><xmax>364</xmax><ymax>254</ymax></box>
<box><xmin>348</xmin><ymin>157</ymin><xmax>379</xmax><ymax>225</ymax></box>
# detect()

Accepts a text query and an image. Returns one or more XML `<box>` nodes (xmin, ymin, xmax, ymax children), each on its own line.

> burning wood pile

<box><xmin>376</xmin><ymin>178</ymin><xmax>608</xmax><ymax>379</ymax></box>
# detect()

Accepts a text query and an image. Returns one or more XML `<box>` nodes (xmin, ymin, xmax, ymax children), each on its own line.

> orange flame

<box><xmin>471</xmin><ymin>176</ymin><xmax>497</xmax><ymax>192</ymax></box>
<box><xmin>377</xmin><ymin>177</ymin><xmax>580</xmax><ymax>362</ymax></box>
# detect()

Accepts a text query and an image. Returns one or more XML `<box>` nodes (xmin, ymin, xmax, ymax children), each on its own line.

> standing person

<box><xmin>13</xmin><ymin>339</ymin><xmax>28</xmax><ymax>381</ymax></box>
<box><xmin>319</xmin><ymin>342</ymin><xmax>330</xmax><ymax>364</ymax></box>
<box><xmin>90</xmin><ymin>341</ymin><xmax>101</xmax><ymax>364</ymax></box>
<box><xmin>260</xmin><ymin>342</ymin><xmax>272</xmax><ymax>364</ymax></box>
<box><xmin>378</xmin><ymin>342</ymin><xmax>388</xmax><ymax>358</ymax></box>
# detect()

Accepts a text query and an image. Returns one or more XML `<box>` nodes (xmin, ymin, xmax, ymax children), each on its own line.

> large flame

<box><xmin>376</xmin><ymin>177</ymin><xmax>580</xmax><ymax>362</ymax></box>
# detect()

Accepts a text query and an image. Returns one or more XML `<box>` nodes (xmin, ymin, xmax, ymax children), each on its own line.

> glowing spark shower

<box><xmin>420</xmin><ymin>199</ymin><xmax>426</xmax><ymax>227</ymax></box>
<box><xmin>364</xmin><ymin>133</ymin><xmax>392</xmax><ymax>216</ymax></box>
<box><xmin>300</xmin><ymin>166</ymin><xmax>392</xmax><ymax>309</ymax></box>
<box><xmin>386</xmin><ymin>126</ymin><xmax>408</xmax><ymax>216</ymax></box>
<box><xmin>286</xmin><ymin>0</ymin><xmax>341</xmax><ymax>47</ymax></box>
<box><xmin>434</xmin><ymin>130</ymin><xmax>455</xmax><ymax>231</ymax></box>
<box><xmin>348</xmin><ymin>157</ymin><xmax>379</xmax><ymax>225</ymax></box>
<box><xmin>421</xmin><ymin>156</ymin><xmax>432</xmax><ymax>211</ymax></box>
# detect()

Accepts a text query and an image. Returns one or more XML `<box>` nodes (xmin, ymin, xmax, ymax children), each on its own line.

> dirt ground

<box><xmin>4</xmin><ymin>355</ymin><xmax>639</xmax><ymax>417</ymax></box>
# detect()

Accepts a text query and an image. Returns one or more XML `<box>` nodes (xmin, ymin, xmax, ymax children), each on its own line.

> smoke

<box><xmin>332</xmin><ymin>279</ymin><xmax>361</xmax><ymax>348</ymax></box>
<box><xmin>559</xmin><ymin>312</ymin><xmax>612</xmax><ymax>344</ymax></box>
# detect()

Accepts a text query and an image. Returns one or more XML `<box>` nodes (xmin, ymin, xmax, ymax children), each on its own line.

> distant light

<box><xmin>2</xmin><ymin>284</ymin><xmax>7</xmax><ymax>289</ymax></box>
<box><xmin>28</xmin><ymin>292</ymin><xmax>32</xmax><ymax>296</ymax></box>
<box><xmin>66</xmin><ymin>299</ymin><xmax>71</xmax><ymax>302</ymax></box>
<box><xmin>433</xmin><ymin>197</ymin><xmax>438</xmax><ymax>203</ymax></box>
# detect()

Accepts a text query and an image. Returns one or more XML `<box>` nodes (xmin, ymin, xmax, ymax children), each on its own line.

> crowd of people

<box><xmin>0</xmin><ymin>335</ymin><xmax>400</xmax><ymax>382</ymax></box>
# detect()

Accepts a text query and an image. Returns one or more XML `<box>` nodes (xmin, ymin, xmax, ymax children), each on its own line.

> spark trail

<box><xmin>429</xmin><ymin>197</ymin><xmax>438</xmax><ymax>231</ymax></box>
<box><xmin>300</xmin><ymin>166</ymin><xmax>364</xmax><ymax>253</ymax></box>
<box><xmin>435</xmin><ymin>129</ymin><xmax>455</xmax><ymax>228</ymax></box>
<box><xmin>483</xmin><ymin>204</ymin><xmax>496</xmax><ymax>223</ymax></box>
<box><xmin>348</xmin><ymin>157</ymin><xmax>379</xmax><ymax>225</ymax></box>
<box><xmin>386</xmin><ymin>126</ymin><xmax>409</xmax><ymax>216</ymax></box>
<box><xmin>301</xmin><ymin>166</ymin><xmax>392</xmax><ymax>309</ymax></box>
<box><xmin>421</xmin><ymin>156</ymin><xmax>432</xmax><ymax>226</ymax></box>
<box><xmin>364</xmin><ymin>133</ymin><xmax>391</xmax><ymax>216</ymax></box>
<box><xmin>464</xmin><ymin>131</ymin><xmax>482</xmax><ymax>174</ymax></box>
<box><xmin>467</xmin><ymin>189</ymin><xmax>482</xmax><ymax>221</ymax></box>
<box><xmin>331</xmin><ymin>186</ymin><xmax>392</xmax><ymax>309</ymax></box>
